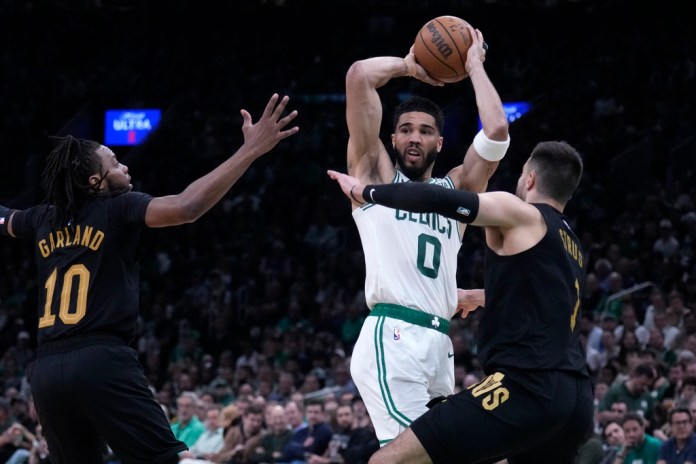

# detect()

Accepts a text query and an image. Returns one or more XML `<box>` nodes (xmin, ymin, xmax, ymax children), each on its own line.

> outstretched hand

<box><xmin>327</xmin><ymin>170</ymin><xmax>366</xmax><ymax>206</ymax></box>
<box><xmin>456</xmin><ymin>288</ymin><xmax>484</xmax><ymax>318</ymax></box>
<box><xmin>240</xmin><ymin>94</ymin><xmax>299</xmax><ymax>157</ymax></box>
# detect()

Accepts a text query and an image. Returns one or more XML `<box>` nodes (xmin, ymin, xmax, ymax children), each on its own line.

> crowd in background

<box><xmin>0</xmin><ymin>0</ymin><xmax>695</xmax><ymax>463</ymax></box>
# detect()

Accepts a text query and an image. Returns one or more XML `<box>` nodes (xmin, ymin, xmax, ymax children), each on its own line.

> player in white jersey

<box><xmin>344</xmin><ymin>25</ymin><xmax>510</xmax><ymax>446</ymax></box>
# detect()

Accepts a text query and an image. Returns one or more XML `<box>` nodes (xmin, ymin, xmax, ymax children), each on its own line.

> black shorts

<box><xmin>410</xmin><ymin>369</ymin><xmax>593</xmax><ymax>464</ymax></box>
<box><xmin>29</xmin><ymin>335</ymin><xmax>187</xmax><ymax>464</ymax></box>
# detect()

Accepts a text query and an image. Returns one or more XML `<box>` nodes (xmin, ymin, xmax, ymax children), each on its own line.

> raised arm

<box><xmin>327</xmin><ymin>169</ymin><xmax>546</xmax><ymax>255</ymax></box>
<box><xmin>328</xmin><ymin>170</ymin><xmax>531</xmax><ymax>227</ymax></box>
<box><xmin>145</xmin><ymin>94</ymin><xmax>298</xmax><ymax>228</ymax></box>
<box><xmin>448</xmin><ymin>25</ymin><xmax>510</xmax><ymax>193</ymax></box>
<box><xmin>345</xmin><ymin>53</ymin><xmax>442</xmax><ymax>183</ymax></box>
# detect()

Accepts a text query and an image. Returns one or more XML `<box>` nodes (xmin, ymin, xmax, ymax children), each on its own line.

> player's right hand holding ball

<box><xmin>405</xmin><ymin>46</ymin><xmax>445</xmax><ymax>87</ymax></box>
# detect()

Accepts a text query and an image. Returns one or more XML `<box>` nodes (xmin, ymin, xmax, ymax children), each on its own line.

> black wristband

<box><xmin>0</xmin><ymin>205</ymin><xmax>16</xmax><ymax>236</ymax></box>
<box><xmin>364</xmin><ymin>183</ymin><xmax>479</xmax><ymax>223</ymax></box>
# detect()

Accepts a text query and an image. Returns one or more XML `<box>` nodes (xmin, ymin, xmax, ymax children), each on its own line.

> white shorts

<box><xmin>350</xmin><ymin>304</ymin><xmax>455</xmax><ymax>445</ymax></box>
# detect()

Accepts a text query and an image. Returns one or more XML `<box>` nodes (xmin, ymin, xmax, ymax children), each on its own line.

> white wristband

<box><xmin>473</xmin><ymin>129</ymin><xmax>510</xmax><ymax>162</ymax></box>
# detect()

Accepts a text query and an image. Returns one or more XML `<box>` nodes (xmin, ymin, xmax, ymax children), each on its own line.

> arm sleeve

<box><xmin>364</xmin><ymin>182</ymin><xmax>480</xmax><ymax>223</ymax></box>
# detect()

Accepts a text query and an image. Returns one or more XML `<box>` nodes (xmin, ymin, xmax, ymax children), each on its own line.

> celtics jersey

<box><xmin>11</xmin><ymin>192</ymin><xmax>152</xmax><ymax>345</ymax></box>
<box><xmin>353</xmin><ymin>171</ymin><xmax>463</xmax><ymax>320</ymax></box>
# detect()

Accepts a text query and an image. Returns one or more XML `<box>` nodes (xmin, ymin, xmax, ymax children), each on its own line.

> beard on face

<box><xmin>395</xmin><ymin>146</ymin><xmax>437</xmax><ymax>181</ymax></box>
<box><xmin>102</xmin><ymin>173</ymin><xmax>132</xmax><ymax>196</ymax></box>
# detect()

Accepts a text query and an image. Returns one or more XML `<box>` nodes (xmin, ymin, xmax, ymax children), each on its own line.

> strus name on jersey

<box><xmin>37</xmin><ymin>225</ymin><xmax>105</xmax><ymax>258</ymax></box>
<box><xmin>558</xmin><ymin>228</ymin><xmax>583</xmax><ymax>268</ymax></box>
<box><xmin>394</xmin><ymin>210</ymin><xmax>454</xmax><ymax>239</ymax></box>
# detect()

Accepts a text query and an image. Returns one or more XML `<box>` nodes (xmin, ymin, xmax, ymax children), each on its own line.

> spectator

<box><xmin>644</xmin><ymin>290</ymin><xmax>668</xmax><ymax>332</ymax></box>
<box><xmin>172</xmin><ymin>392</ymin><xmax>206</xmax><ymax>449</ymax></box>
<box><xmin>654</xmin><ymin>219</ymin><xmax>680</xmax><ymax>261</ymax></box>
<box><xmin>298</xmin><ymin>373</ymin><xmax>323</xmax><ymax>396</ymax></box>
<box><xmin>179</xmin><ymin>404</ymin><xmax>224</xmax><ymax>462</ymax></box>
<box><xmin>249</xmin><ymin>404</ymin><xmax>293</xmax><ymax>464</ymax></box>
<box><xmin>600</xmin><ymin>313</ymin><xmax>621</xmax><ymax>345</ymax></box>
<box><xmin>661</xmin><ymin>361</ymin><xmax>687</xmax><ymax>402</ymax></box>
<box><xmin>322</xmin><ymin>395</ymin><xmax>340</xmax><ymax>430</ymax></box>
<box><xmin>594</xmin><ymin>258</ymin><xmax>614</xmax><ymax>294</ymax></box>
<box><xmin>619</xmin><ymin>412</ymin><xmax>661</xmax><ymax>464</ymax></box>
<box><xmin>594</xmin><ymin>381</ymin><xmax>610</xmax><ymax>404</ymax></box>
<box><xmin>583</xmin><ymin>272</ymin><xmax>609</xmax><ymax>318</ymax></box>
<box><xmin>669</xmin><ymin>293</ymin><xmax>692</xmax><ymax>329</ymax></box>
<box><xmin>614</xmin><ymin>303</ymin><xmax>650</xmax><ymax>350</ymax></box>
<box><xmin>582</xmin><ymin>309</ymin><xmax>605</xmax><ymax>353</ymax></box>
<box><xmin>220</xmin><ymin>403</ymin><xmax>242</xmax><ymax>432</ymax></box>
<box><xmin>284</xmin><ymin>400</ymin><xmax>307</xmax><ymax>435</ymax></box>
<box><xmin>279</xmin><ymin>399</ymin><xmax>332</xmax><ymax>463</ymax></box>
<box><xmin>653</xmin><ymin>309</ymin><xmax>681</xmax><ymax>352</ymax></box>
<box><xmin>678</xmin><ymin>376</ymin><xmax>696</xmax><ymax>408</ymax></box>
<box><xmin>0</xmin><ymin>398</ymin><xmax>20</xmax><ymax>462</ymax></box>
<box><xmin>350</xmin><ymin>397</ymin><xmax>371</xmax><ymax>430</ymax></box>
<box><xmin>327</xmin><ymin>363</ymin><xmax>358</xmax><ymax>399</ymax></box>
<box><xmin>6</xmin><ymin>332</ymin><xmax>34</xmax><ymax>375</ymax></box>
<box><xmin>598</xmin><ymin>363</ymin><xmax>656</xmax><ymax>425</ymax></box>
<box><xmin>599</xmin><ymin>420</ymin><xmax>626</xmax><ymax>464</ymax></box>
<box><xmin>3</xmin><ymin>422</ymin><xmax>36</xmax><ymax>464</ymax></box>
<box><xmin>213</xmin><ymin>404</ymin><xmax>265</xmax><ymax>463</ymax></box>
<box><xmin>209</xmin><ymin>377</ymin><xmax>235</xmax><ymax>406</ymax></box>
<box><xmin>588</xmin><ymin>329</ymin><xmax>620</xmax><ymax>377</ymax></box>
<box><xmin>657</xmin><ymin>407</ymin><xmax>696</xmax><ymax>464</ymax></box>
<box><xmin>645</xmin><ymin>327</ymin><xmax>677</xmax><ymax>368</ymax></box>
<box><xmin>604</xmin><ymin>273</ymin><xmax>627</xmax><ymax>321</ymax></box>
<box><xmin>306</xmin><ymin>403</ymin><xmax>379</xmax><ymax>464</ymax></box>
<box><xmin>269</xmin><ymin>372</ymin><xmax>297</xmax><ymax>404</ymax></box>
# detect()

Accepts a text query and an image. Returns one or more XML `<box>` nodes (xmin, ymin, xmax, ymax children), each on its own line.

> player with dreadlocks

<box><xmin>0</xmin><ymin>94</ymin><xmax>298</xmax><ymax>464</ymax></box>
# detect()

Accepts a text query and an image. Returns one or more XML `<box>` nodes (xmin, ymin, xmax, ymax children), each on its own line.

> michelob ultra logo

<box><xmin>105</xmin><ymin>108</ymin><xmax>161</xmax><ymax>146</ymax></box>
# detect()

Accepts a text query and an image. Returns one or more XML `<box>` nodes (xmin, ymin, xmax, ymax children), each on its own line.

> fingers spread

<box><xmin>263</xmin><ymin>93</ymin><xmax>280</xmax><ymax>118</ymax></box>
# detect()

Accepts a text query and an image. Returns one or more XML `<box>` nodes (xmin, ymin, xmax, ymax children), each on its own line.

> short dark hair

<box><xmin>632</xmin><ymin>362</ymin><xmax>656</xmax><ymax>379</ymax></box>
<box><xmin>306</xmin><ymin>398</ymin><xmax>324</xmax><ymax>411</ymax></box>
<box><xmin>621</xmin><ymin>412</ymin><xmax>645</xmax><ymax>427</ymax></box>
<box><xmin>668</xmin><ymin>407</ymin><xmax>692</xmax><ymax>424</ymax></box>
<box><xmin>393</xmin><ymin>96</ymin><xmax>445</xmax><ymax>134</ymax></box>
<box><xmin>527</xmin><ymin>141</ymin><xmax>583</xmax><ymax>204</ymax></box>
<box><xmin>244</xmin><ymin>404</ymin><xmax>264</xmax><ymax>416</ymax></box>
<box><xmin>602</xmin><ymin>420</ymin><xmax>621</xmax><ymax>438</ymax></box>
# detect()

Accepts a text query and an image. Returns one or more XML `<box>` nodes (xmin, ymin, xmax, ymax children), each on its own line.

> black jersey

<box><xmin>478</xmin><ymin>203</ymin><xmax>589</xmax><ymax>376</ymax></box>
<box><xmin>12</xmin><ymin>192</ymin><xmax>152</xmax><ymax>345</ymax></box>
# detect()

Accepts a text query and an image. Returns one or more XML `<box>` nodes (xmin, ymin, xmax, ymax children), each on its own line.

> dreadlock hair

<box><xmin>41</xmin><ymin>135</ymin><xmax>104</xmax><ymax>227</ymax></box>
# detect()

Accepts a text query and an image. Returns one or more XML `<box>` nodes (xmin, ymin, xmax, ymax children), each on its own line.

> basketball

<box><xmin>414</xmin><ymin>16</ymin><xmax>472</xmax><ymax>83</ymax></box>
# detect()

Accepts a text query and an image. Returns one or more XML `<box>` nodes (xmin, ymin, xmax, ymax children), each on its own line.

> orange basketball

<box><xmin>413</xmin><ymin>16</ymin><xmax>472</xmax><ymax>83</ymax></box>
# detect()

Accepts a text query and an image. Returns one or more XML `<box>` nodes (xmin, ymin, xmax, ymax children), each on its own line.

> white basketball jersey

<box><xmin>353</xmin><ymin>171</ymin><xmax>463</xmax><ymax>320</ymax></box>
